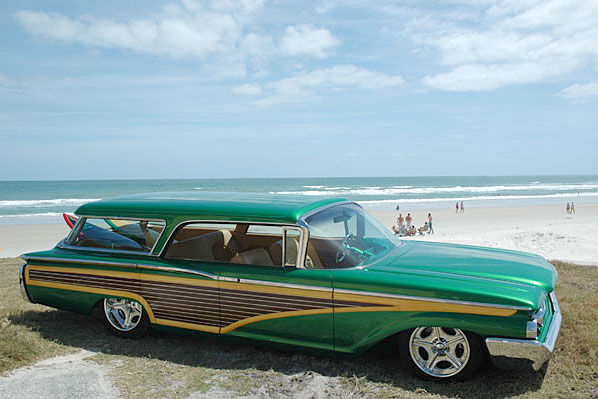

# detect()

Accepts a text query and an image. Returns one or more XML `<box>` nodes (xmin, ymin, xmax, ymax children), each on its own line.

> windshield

<box><xmin>303</xmin><ymin>203</ymin><xmax>402</xmax><ymax>268</ymax></box>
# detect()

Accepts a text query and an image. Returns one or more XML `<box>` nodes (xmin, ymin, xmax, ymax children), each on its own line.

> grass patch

<box><xmin>1</xmin><ymin>257</ymin><xmax>597</xmax><ymax>398</ymax></box>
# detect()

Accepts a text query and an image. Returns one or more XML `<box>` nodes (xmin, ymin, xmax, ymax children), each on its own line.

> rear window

<box><xmin>66</xmin><ymin>218</ymin><xmax>165</xmax><ymax>253</ymax></box>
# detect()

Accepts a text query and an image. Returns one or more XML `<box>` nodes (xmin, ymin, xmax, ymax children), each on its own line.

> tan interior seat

<box><xmin>230</xmin><ymin>248</ymin><xmax>274</xmax><ymax>266</ymax></box>
<box><xmin>166</xmin><ymin>230</ymin><xmax>232</xmax><ymax>261</ymax></box>
<box><xmin>268</xmin><ymin>238</ymin><xmax>298</xmax><ymax>266</ymax></box>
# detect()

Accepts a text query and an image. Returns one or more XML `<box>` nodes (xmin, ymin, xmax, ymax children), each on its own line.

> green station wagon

<box><xmin>19</xmin><ymin>192</ymin><xmax>561</xmax><ymax>381</ymax></box>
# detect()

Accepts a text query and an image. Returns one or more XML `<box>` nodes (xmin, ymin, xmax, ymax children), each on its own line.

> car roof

<box><xmin>75</xmin><ymin>191</ymin><xmax>348</xmax><ymax>224</ymax></box>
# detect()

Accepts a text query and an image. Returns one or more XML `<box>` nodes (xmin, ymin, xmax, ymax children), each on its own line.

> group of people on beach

<box><xmin>566</xmin><ymin>202</ymin><xmax>576</xmax><ymax>214</ymax></box>
<box><xmin>392</xmin><ymin>212</ymin><xmax>434</xmax><ymax>236</ymax></box>
<box><xmin>456</xmin><ymin>201</ymin><xmax>465</xmax><ymax>213</ymax></box>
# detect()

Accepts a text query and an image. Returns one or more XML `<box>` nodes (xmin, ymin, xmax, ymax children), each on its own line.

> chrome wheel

<box><xmin>103</xmin><ymin>298</ymin><xmax>143</xmax><ymax>332</ymax></box>
<box><xmin>408</xmin><ymin>327</ymin><xmax>470</xmax><ymax>378</ymax></box>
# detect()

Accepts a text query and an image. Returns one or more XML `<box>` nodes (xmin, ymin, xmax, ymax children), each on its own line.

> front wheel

<box><xmin>399</xmin><ymin>327</ymin><xmax>483</xmax><ymax>381</ymax></box>
<box><xmin>103</xmin><ymin>297</ymin><xmax>149</xmax><ymax>338</ymax></box>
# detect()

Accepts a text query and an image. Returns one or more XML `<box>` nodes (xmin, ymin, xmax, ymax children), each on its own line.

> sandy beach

<box><xmin>370</xmin><ymin>202</ymin><xmax>598</xmax><ymax>265</ymax></box>
<box><xmin>1</xmin><ymin>203</ymin><xmax>597</xmax><ymax>265</ymax></box>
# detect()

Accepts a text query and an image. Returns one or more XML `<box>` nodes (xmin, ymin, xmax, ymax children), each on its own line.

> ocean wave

<box><xmin>357</xmin><ymin>192</ymin><xmax>598</xmax><ymax>205</ymax></box>
<box><xmin>0</xmin><ymin>198</ymin><xmax>100</xmax><ymax>208</ymax></box>
<box><xmin>270</xmin><ymin>183</ymin><xmax>598</xmax><ymax>197</ymax></box>
<box><xmin>0</xmin><ymin>212</ymin><xmax>63</xmax><ymax>218</ymax></box>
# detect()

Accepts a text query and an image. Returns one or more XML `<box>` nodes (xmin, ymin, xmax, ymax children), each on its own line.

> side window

<box><xmin>66</xmin><ymin>218</ymin><xmax>165</xmax><ymax>253</ymax></box>
<box><xmin>164</xmin><ymin>223</ymin><xmax>237</xmax><ymax>262</ymax></box>
<box><xmin>164</xmin><ymin>222</ymin><xmax>301</xmax><ymax>267</ymax></box>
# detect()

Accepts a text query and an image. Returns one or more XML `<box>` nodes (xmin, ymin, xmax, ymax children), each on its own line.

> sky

<box><xmin>1</xmin><ymin>0</ymin><xmax>597</xmax><ymax>180</ymax></box>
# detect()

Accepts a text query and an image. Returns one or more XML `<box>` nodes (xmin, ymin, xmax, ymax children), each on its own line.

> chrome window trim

<box><xmin>60</xmin><ymin>215</ymin><xmax>167</xmax><ymax>257</ymax></box>
<box><xmin>159</xmin><ymin>219</ymin><xmax>308</xmax><ymax>268</ymax></box>
<box><xmin>282</xmin><ymin>226</ymin><xmax>305</xmax><ymax>268</ymax></box>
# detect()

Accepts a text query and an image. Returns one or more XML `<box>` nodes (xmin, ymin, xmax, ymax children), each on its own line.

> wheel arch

<box><xmin>338</xmin><ymin>311</ymin><xmax>521</xmax><ymax>355</ymax></box>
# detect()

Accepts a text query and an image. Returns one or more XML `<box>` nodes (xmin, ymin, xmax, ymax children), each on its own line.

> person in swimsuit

<box><xmin>428</xmin><ymin>213</ymin><xmax>434</xmax><ymax>234</ymax></box>
<box><xmin>405</xmin><ymin>213</ymin><xmax>412</xmax><ymax>228</ymax></box>
<box><xmin>460</xmin><ymin>201</ymin><xmax>464</xmax><ymax>213</ymax></box>
<box><xmin>456</xmin><ymin>202</ymin><xmax>459</xmax><ymax>213</ymax></box>
<box><xmin>397</xmin><ymin>213</ymin><xmax>404</xmax><ymax>226</ymax></box>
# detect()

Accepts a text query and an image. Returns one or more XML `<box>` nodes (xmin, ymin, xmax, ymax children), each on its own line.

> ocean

<box><xmin>1</xmin><ymin>175</ymin><xmax>597</xmax><ymax>225</ymax></box>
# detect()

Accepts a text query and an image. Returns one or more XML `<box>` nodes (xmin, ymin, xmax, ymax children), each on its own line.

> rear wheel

<box><xmin>103</xmin><ymin>297</ymin><xmax>149</xmax><ymax>338</ymax></box>
<box><xmin>399</xmin><ymin>327</ymin><xmax>483</xmax><ymax>381</ymax></box>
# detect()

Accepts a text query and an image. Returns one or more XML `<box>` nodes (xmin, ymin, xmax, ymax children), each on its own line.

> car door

<box><xmin>216</xmin><ymin>224</ymin><xmax>334</xmax><ymax>351</ymax></box>
<box><xmin>137</xmin><ymin>256</ymin><xmax>223</xmax><ymax>334</ymax></box>
<box><xmin>217</xmin><ymin>263</ymin><xmax>333</xmax><ymax>350</ymax></box>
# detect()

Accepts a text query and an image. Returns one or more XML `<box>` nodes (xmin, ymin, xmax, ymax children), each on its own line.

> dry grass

<box><xmin>1</xmin><ymin>257</ymin><xmax>597</xmax><ymax>398</ymax></box>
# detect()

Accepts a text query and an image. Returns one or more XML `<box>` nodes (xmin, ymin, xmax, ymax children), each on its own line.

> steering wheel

<box><xmin>335</xmin><ymin>233</ymin><xmax>356</xmax><ymax>264</ymax></box>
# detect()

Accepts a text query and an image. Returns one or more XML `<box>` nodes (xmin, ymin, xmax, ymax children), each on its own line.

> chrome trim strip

<box><xmin>61</xmin><ymin>215</ymin><xmax>167</xmax><ymax>257</ymax></box>
<box><xmin>22</xmin><ymin>256</ymin><xmax>139</xmax><ymax>269</ymax></box>
<box><xmin>218</xmin><ymin>276</ymin><xmax>332</xmax><ymax>293</ymax></box>
<box><xmin>19</xmin><ymin>263</ymin><xmax>34</xmax><ymax>303</ymax></box>
<box><xmin>21</xmin><ymin>255</ymin><xmax>218</xmax><ymax>280</ymax></box>
<box><xmin>333</xmin><ymin>288</ymin><xmax>532</xmax><ymax>311</ymax></box>
<box><xmin>136</xmin><ymin>264</ymin><xmax>217</xmax><ymax>280</ymax></box>
<box><xmin>526</xmin><ymin>320</ymin><xmax>538</xmax><ymax>338</ymax></box>
<box><xmin>486</xmin><ymin>292</ymin><xmax>562</xmax><ymax>371</ymax></box>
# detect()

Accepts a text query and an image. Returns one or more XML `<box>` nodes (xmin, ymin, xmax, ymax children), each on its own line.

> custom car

<box><xmin>19</xmin><ymin>192</ymin><xmax>561</xmax><ymax>380</ymax></box>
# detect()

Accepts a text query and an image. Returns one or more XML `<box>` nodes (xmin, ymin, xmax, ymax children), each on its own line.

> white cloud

<box><xmin>558</xmin><ymin>81</ymin><xmax>598</xmax><ymax>99</ymax></box>
<box><xmin>14</xmin><ymin>0</ymin><xmax>273</xmax><ymax>65</ymax></box>
<box><xmin>279</xmin><ymin>24</ymin><xmax>340</xmax><ymax>58</ymax></box>
<box><xmin>232</xmin><ymin>83</ymin><xmax>263</xmax><ymax>95</ymax></box>
<box><xmin>254</xmin><ymin>65</ymin><xmax>403</xmax><ymax>106</ymax></box>
<box><xmin>424</xmin><ymin>61</ymin><xmax>575</xmax><ymax>91</ymax></box>
<box><xmin>407</xmin><ymin>0</ymin><xmax>598</xmax><ymax>91</ymax></box>
<box><xmin>14</xmin><ymin>1</ymin><xmax>344</xmax><ymax>69</ymax></box>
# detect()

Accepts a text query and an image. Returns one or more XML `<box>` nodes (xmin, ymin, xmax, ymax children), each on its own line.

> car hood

<box><xmin>372</xmin><ymin>240</ymin><xmax>557</xmax><ymax>294</ymax></box>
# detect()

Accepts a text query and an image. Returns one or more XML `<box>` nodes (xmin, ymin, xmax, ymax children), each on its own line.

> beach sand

<box><xmin>1</xmin><ymin>203</ymin><xmax>597</xmax><ymax>265</ymax></box>
<box><xmin>371</xmin><ymin>202</ymin><xmax>598</xmax><ymax>265</ymax></box>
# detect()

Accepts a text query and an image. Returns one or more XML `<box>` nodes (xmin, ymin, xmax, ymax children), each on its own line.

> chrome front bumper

<box><xmin>485</xmin><ymin>292</ymin><xmax>561</xmax><ymax>371</ymax></box>
<box><xmin>19</xmin><ymin>263</ymin><xmax>34</xmax><ymax>303</ymax></box>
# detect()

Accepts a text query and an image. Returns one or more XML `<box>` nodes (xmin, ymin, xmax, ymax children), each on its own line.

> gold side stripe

<box><xmin>334</xmin><ymin>292</ymin><xmax>516</xmax><ymax>317</ymax></box>
<box><xmin>26</xmin><ymin>278</ymin><xmax>157</xmax><ymax>323</ymax></box>
<box><xmin>154</xmin><ymin>318</ymin><xmax>219</xmax><ymax>334</ymax></box>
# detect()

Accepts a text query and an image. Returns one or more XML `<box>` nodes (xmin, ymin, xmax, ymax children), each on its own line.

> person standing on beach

<box><xmin>405</xmin><ymin>213</ymin><xmax>412</xmax><ymax>228</ymax></box>
<box><xmin>428</xmin><ymin>213</ymin><xmax>434</xmax><ymax>234</ymax></box>
<box><xmin>397</xmin><ymin>213</ymin><xmax>404</xmax><ymax>226</ymax></box>
<box><xmin>456</xmin><ymin>202</ymin><xmax>459</xmax><ymax>213</ymax></box>
<box><xmin>571</xmin><ymin>202</ymin><xmax>575</xmax><ymax>214</ymax></box>
<box><xmin>460</xmin><ymin>201</ymin><xmax>464</xmax><ymax>213</ymax></box>
<box><xmin>566</xmin><ymin>202</ymin><xmax>570</xmax><ymax>214</ymax></box>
